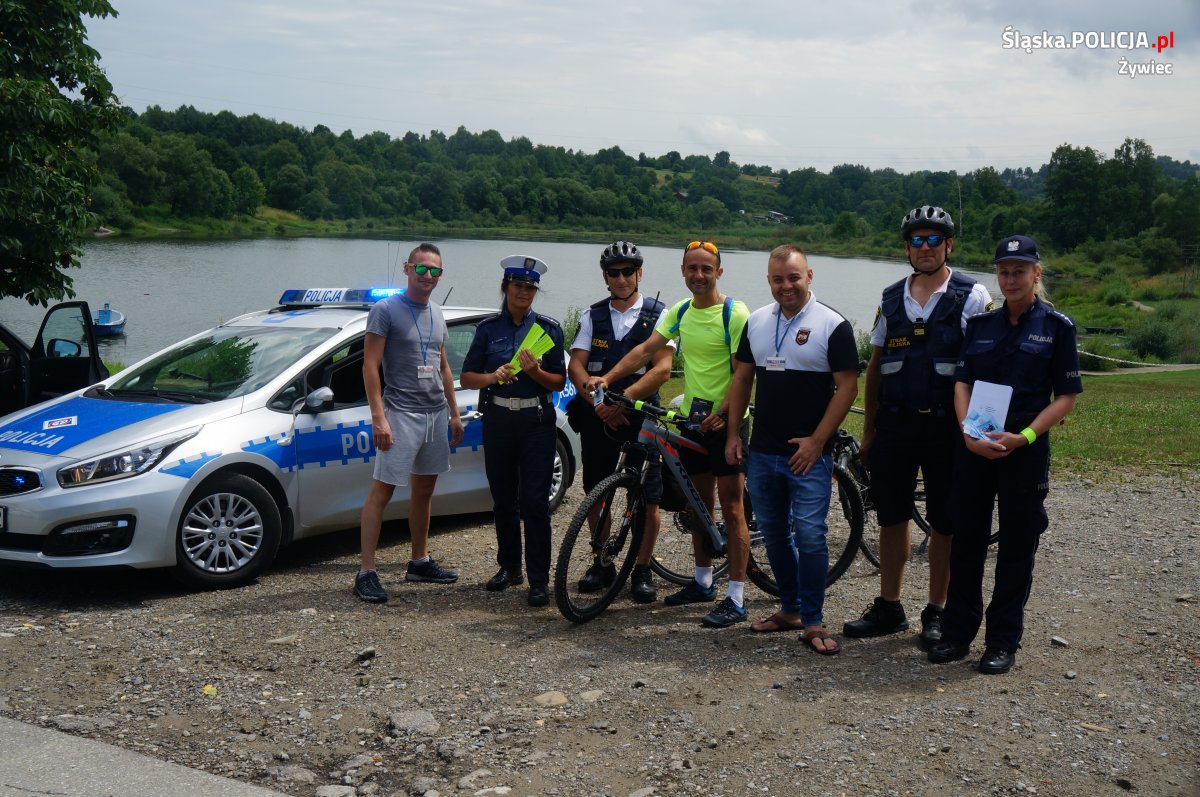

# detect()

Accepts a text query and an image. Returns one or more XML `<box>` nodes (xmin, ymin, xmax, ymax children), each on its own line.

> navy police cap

<box><xmin>993</xmin><ymin>235</ymin><xmax>1041</xmax><ymax>264</ymax></box>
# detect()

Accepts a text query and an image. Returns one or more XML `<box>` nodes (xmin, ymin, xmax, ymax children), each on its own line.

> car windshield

<box><xmin>108</xmin><ymin>325</ymin><xmax>338</xmax><ymax>402</ymax></box>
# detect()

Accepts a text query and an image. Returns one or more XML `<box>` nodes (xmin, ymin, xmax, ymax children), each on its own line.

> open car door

<box><xmin>26</xmin><ymin>301</ymin><xmax>110</xmax><ymax>408</ymax></box>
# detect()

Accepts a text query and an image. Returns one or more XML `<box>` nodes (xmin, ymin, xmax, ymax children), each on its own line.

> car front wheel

<box><xmin>175</xmin><ymin>473</ymin><xmax>281</xmax><ymax>588</ymax></box>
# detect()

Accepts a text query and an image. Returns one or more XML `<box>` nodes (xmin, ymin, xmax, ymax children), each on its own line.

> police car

<box><xmin>0</xmin><ymin>289</ymin><xmax>580</xmax><ymax>587</ymax></box>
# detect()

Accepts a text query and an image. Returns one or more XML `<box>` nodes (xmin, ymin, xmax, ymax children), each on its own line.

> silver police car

<box><xmin>0</xmin><ymin>289</ymin><xmax>580</xmax><ymax>587</ymax></box>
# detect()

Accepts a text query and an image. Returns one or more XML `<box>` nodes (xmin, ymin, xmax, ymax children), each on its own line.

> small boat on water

<box><xmin>93</xmin><ymin>302</ymin><xmax>127</xmax><ymax>336</ymax></box>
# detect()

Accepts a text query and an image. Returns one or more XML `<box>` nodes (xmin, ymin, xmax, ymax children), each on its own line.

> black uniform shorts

<box><xmin>868</xmin><ymin>409</ymin><xmax>959</xmax><ymax>532</ymax></box>
<box><xmin>578</xmin><ymin>408</ymin><xmax>663</xmax><ymax>505</ymax></box>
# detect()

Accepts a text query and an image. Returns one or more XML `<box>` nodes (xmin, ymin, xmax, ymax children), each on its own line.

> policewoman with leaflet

<box><xmin>928</xmin><ymin>235</ymin><xmax>1082</xmax><ymax>675</ymax></box>
<box><xmin>460</xmin><ymin>256</ymin><xmax>566</xmax><ymax>607</ymax></box>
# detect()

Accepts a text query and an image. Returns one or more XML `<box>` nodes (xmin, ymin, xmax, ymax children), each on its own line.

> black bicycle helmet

<box><xmin>600</xmin><ymin>240</ymin><xmax>643</xmax><ymax>268</ymax></box>
<box><xmin>900</xmin><ymin>205</ymin><xmax>955</xmax><ymax>238</ymax></box>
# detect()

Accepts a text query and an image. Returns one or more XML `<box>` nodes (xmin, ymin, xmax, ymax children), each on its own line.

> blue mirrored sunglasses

<box><xmin>908</xmin><ymin>235</ymin><xmax>948</xmax><ymax>249</ymax></box>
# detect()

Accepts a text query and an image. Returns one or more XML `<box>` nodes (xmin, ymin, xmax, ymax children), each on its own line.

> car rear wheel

<box><xmin>549</xmin><ymin>434</ymin><xmax>570</xmax><ymax>513</ymax></box>
<box><xmin>175</xmin><ymin>473</ymin><xmax>281</xmax><ymax>588</ymax></box>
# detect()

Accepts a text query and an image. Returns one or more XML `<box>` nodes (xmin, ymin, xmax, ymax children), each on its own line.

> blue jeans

<box><xmin>747</xmin><ymin>451</ymin><xmax>832</xmax><ymax>625</ymax></box>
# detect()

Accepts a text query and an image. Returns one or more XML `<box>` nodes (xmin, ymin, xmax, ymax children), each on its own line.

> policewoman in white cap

<box><xmin>927</xmin><ymin>234</ymin><xmax>1082</xmax><ymax>675</ymax></box>
<box><xmin>460</xmin><ymin>256</ymin><xmax>566</xmax><ymax>607</ymax></box>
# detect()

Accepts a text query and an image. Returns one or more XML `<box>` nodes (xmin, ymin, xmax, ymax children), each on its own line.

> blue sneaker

<box><xmin>664</xmin><ymin>579</ymin><xmax>716</xmax><ymax>606</ymax></box>
<box><xmin>701</xmin><ymin>596</ymin><xmax>747</xmax><ymax>628</ymax></box>
<box><xmin>353</xmin><ymin>570</ymin><xmax>388</xmax><ymax>603</ymax></box>
<box><xmin>405</xmin><ymin>557</ymin><xmax>459</xmax><ymax>584</ymax></box>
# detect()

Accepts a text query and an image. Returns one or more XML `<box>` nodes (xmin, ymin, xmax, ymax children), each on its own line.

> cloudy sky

<box><xmin>87</xmin><ymin>0</ymin><xmax>1200</xmax><ymax>173</ymax></box>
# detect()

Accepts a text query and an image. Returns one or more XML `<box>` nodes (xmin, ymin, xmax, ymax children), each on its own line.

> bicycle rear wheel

<box><xmin>554</xmin><ymin>471</ymin><xmax>645</xmax><ymax>623</ymax></box>
<box><xmin>743</xmin><ymin>465</ymin><xmax>865</xmax><ymax>593</ymax></box>
<box><xmin>651</xmin><ymin>500</ymin><xmax>733</xmax><ymax>586</ymax></box>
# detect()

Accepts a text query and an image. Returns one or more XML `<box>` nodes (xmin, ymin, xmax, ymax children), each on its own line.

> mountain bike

<box><xmin>554</xmin><ymin>394</ymin><xmax>864</xmax><ymax>623</ymax></box>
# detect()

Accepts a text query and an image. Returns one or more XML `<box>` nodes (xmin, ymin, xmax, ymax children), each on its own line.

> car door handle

<box><xmin>461</xmin><ymin>410</ymin><xmax>482</xmax><ymax>424</ymax></box>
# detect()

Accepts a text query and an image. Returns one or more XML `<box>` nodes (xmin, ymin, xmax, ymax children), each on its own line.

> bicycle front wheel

<box><xmin>554</xmin><ymin>471</ymin><xmax>645</xmax><ymax>623</ymax></box>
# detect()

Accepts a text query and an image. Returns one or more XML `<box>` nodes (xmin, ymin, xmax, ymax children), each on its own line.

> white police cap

<box><xmin>500</xmin><ymin>255</ymin><xmax>548</xmax><ymax>284</ymax></box>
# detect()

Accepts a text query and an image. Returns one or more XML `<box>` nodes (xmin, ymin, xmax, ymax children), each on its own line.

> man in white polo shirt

<box><xmin>724</xmin><ymin>244</ymin><xmax>859</xmax><ymax>655</ymax></box>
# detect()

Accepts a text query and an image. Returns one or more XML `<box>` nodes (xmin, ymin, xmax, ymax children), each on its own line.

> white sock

<box><xmin>695</xmin><ymin>566</ymin><xmax>714</xmax><ymax>589</ymax></box>
<box><xmin>411</xmin><ymin>555</ymin><xmax>430</xmax><ymax>565</ymax></box>
<box><xmin>726</xmin><ymin>580</ymin><xmax>745</xmax><ymax>607</ymax></box>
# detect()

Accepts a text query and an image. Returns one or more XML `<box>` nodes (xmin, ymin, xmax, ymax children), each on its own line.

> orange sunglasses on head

<box><xmin>685</xmin><ymin>241</ymin><xmax>719</xmax><ymax>255</ymax></box>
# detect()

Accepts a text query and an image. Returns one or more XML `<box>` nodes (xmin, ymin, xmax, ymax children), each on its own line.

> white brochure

<box><xmin>962</xmin><ymin>380</ymin><xmax>1013</xmax><ymax>440</ymax></box>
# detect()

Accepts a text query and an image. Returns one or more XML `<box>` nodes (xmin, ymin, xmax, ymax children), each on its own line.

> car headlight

<box><xmin>57</xmin><ymin>428</ymin><xmax>201</xmax><ymax>488</ymax></box>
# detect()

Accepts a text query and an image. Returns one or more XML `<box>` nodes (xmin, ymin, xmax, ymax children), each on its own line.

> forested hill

<box><xmin>92</xmin><ymin>105</ymin><xmax>1198</xmax><ymax>269</ymax></box>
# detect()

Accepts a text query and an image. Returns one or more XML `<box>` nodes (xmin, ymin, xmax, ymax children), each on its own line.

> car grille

<box><xmin>0</xmin><ymin>468</ymin><xmax>42</xmax><ymax>496</ymax></box>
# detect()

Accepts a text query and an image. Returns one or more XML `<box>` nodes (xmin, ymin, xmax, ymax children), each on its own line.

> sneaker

<box><xmin>919</xmin><ymin>604</ymin><xmax>944</xmax><ymax>650</ymax></box>
<box><xmin>664</xmin><ymin>579</ymin><xmax>717</xmax><ymax>606</ymax></box>
<box><xmin>629</xmin><ymin>565</ymin><xmax>657</xmax><ymax>604</ymax></box>
<box><xmin>405</xmin><ymin>557</ymin><xmax>459</xmax><ymax>584</ymax></box>
<box><xmin>701</xmin><ymin>596</ymin><xmax>747</xmax><ymax>628</ymax></box>
<box><xmin>353</xmin><ymin>570</ymin><xmax>388</xmax><ymax>603</ymax></box>
<box><xmin>578</xmin><ymin>562</ymin><xmax>616</xmax><ymax>593</ymax></box>
<box><xmin>842</xmin><ymin>596</ymin><xmax>909</xmax><ymax>638</ymax></box>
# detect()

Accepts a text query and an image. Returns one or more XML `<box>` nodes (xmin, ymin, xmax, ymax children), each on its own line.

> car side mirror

<box><xmin>304</xmin><ymin>386</ymin><xmax>334</xmax><ymax>412</ymax></box>
<box><xmin>48</xmin><ymin>338</ymin><xmax>83</xmax><ymax>358</ymax></box>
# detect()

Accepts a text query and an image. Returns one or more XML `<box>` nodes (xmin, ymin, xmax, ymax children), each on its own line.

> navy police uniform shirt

<box><xmin>735</xmin><ymin>293</ymin><xmax>858</xmax><ymax>456</ymax></box>
<box><xmin>462</xmin><ymin>308</ymin><xmax>566</xmax><ymax>400</ymax></box>
<box><xmin>955</xmin><ymin>298</ymin><xmax>1083</xmax><ymax>429</ymax></box>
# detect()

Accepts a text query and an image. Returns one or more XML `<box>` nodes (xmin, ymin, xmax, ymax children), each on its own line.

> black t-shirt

<box><xmin>735</xmin><ymin>296</ymin><xmax>858</xmax><ymax>456</ymax></box>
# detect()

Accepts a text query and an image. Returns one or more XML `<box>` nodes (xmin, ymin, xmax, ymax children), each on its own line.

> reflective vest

<box><xmin>878</xmin><ymin>270</ymin><xmax>977</xmax><ymax>410</ymax></box>
<box><xmin>586</xmin><ymin>296</ymin><xmax>666</xmax><ymax>401</ymax></box>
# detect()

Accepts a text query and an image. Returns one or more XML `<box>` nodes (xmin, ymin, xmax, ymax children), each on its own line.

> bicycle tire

<box><xmin>554</xmin><ymin>471</ymin><xmax>645</xmax><ymax>623</ymax></box>
<box><xmin>652</xmin><ymin>494</ymin><xmax>738</xmax><ymax>586</ymax></box>
<box><xmin>742</xmin><ymin>465</ymin><xmax>865</xmax><ymax>593</ymax></box>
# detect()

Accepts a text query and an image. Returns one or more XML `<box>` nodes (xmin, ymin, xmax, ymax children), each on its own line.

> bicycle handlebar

<box><xmin>603</xmin><ymin>391</ymin><xmax>703</xmax><ymax>433</ymax></box>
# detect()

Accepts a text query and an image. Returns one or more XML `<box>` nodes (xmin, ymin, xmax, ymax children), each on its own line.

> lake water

<box><xmin>0</xmin><ymin>237</ymin><xmax>996</xmax><ymax>364</ymax></box>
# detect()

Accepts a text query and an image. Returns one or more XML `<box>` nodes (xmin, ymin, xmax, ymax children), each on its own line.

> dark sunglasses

<box><xmin>908</xmin><ymin>235</ymin><xmax>948</xmax><ymax>249</ymax></box>
<box><xmin>409</xmin><ymin>263</ymin><xmax>444</xmax><ymax>276</ymax></box>
<box><xmin>685</xmin><ymin>240</ymin><xmax>719</xmax><ymax>255</ymax></box>
<box><xmin>604</xmin><ymin>266</ymin><xmax>639</xmax><ymax>278</ymax></box>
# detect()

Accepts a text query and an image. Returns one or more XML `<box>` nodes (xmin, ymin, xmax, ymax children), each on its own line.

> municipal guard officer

<box><xmin>460</xmin><ymin>256</ymin><xmax>566</xmax><ymax>607</ymax></box>
<box><xmin>567</xmin><ymin>241</ymin><xmax>674</xmax><ymax>603</ymax></box>
<box><xmin>928</xmin><ymin>234</ymin><xmax>1082</xmax><ymax>674</ymax></box>
<box><xmin>844</xmin><ymin>205</ymin><xmax>992</xmax><ymax>648</ymax></box>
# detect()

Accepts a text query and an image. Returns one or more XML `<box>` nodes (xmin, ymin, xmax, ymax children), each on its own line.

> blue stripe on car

<box><xmin>0</xmin><ymin>397</ymin><xmax>186</xmax><ymax>454</ymax></box>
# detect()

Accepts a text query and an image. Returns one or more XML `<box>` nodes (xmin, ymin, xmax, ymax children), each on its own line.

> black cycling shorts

<box><xmin>679</xmin><ymin>423</ymin><xmax>747</xmax><ymax>479</ymax></box>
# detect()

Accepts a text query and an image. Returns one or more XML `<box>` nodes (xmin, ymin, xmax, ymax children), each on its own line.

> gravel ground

<box><xmin>1</xmin><ymin>472</ymin><xmax>1197</xmax><ymax>797</ymax></box>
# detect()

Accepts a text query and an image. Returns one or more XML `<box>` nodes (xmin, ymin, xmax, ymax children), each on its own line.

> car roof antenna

<box><xmin>441</xmin><ymin>286</ymin><xmax>454</xmax><ymax>304</ymax></box>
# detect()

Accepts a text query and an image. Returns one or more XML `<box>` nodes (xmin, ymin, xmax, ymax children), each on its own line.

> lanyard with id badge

<box><xmin>402</xmin><ymin>296</ymin><xmax>438</xmax><ymax>380</ymax></box>
<box><xmin>767</xmin><ymin>307</ymin><xmax>800</xmax><ymax>372</ymax></box>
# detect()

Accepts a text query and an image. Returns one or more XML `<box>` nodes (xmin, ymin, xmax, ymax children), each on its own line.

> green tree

<box><xmin>1</xmin><ymin>0</ymin><xmax>123</xmax><ymax>304</ymax></box>
<box><xmin>266</xmin><ymin>164</ymin><xmax>309</xmax><ymax>211</ymax></box>
<box><xmin>230</xmin><ymin>165</ymin><xmax>265</xmax><ymax>215</ymax></box>
<box><xmin>1044</xmin><ymin>144</ymin><xmax>1102</xmax><ymax>248</ymax></box>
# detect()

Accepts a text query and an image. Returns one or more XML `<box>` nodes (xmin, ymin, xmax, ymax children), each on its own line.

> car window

<box><xmin>446</xmin><ymin>320</ymin><xmax>480</xmax><ymax>382</ymax></box>
<box><xmin>111</xmin><ymin>326</ymin><xmax>337</xmax><ymax>402</ymax></box>
<box><xmin>269</xmin><ymin>337</ymin><xmax>368</xmax><ymax>411</ymax></box>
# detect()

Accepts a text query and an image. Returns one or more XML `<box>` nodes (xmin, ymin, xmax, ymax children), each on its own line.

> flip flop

<box><xmin>750</xmin><ymin>611</ymin><xmax>805</xmax><ymax>633</ymax></box>
<box><xmin>803</xmin><ymin>627</ymin><xmax>842</xmax><ymax>656</ymax></box>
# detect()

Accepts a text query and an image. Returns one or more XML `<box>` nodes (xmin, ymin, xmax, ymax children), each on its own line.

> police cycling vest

<box><xmin>878</xmin><ymin>270</ymin><xmax>977</xmax><ymax>410</ymax></box>
<box><xmin>587</xmin><ymin>296</ymin><xmax>666</xmax><ymax>401</ymax></box>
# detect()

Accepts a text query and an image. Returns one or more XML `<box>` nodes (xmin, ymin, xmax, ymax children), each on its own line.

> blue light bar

<box><xmin>278</xmin><ymin>288</ymin><xmax>405</xmax><ymax>306</ymax></box>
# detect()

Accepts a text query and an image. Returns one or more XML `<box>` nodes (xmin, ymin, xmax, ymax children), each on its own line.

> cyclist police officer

<box><xmin>568</xmin><ymin>241</ymin><xmax>674</xmax><ymax>603</ymax></box>
<box><xmin>844</xmin><ymin>206</ymin><xmax>992</xmax><ymax>648</ymax></box>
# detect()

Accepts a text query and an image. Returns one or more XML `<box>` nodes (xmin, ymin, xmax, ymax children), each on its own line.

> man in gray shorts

<box><xmin>355</xmin><ymin>242</ymin><xmax>466</xmax><ymax>603</ymax></box>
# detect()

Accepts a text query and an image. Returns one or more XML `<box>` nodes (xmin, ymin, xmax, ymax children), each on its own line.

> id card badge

<box><xmin>765</xmin><ymin>356</ymin><xmax>786</xmax><ymax>372</ymax></box>
<box><xmin>417</xmin><ymin>365</ymin><xmax>436</xmax><ymax>380</ymax></box>
<box><xmin>689</xmin><ymin>397</ymin><xmax>713</xmax><ymax>422</ymax></box>
<box><xmin>592</xmin><ymin>385</ymin><xmax>605</xmax><ymax>407</ymax></box>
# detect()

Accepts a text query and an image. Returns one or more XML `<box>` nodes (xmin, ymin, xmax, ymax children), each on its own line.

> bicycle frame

<box><xmin>610</xmin><ymin>398</ymin><xmax>730</xmax><ymax>558</ymax></box>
